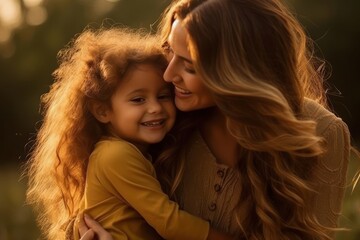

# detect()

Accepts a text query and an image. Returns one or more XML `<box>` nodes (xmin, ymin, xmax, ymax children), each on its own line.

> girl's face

<box><xmin>163</xmin><ymin>19</ymin><xmax>215</xmax><ymax>112</ymax></box>
<box><xmin>104</xmin><ymin>64</ymin><xmax>176</xmax><ymax>150</ymax></box>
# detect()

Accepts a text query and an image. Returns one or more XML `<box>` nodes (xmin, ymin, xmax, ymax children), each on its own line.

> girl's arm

<box><xmin>91</xmin><ymin>141</ymin><xmax>232</xmax><ymax>240</ymax></box>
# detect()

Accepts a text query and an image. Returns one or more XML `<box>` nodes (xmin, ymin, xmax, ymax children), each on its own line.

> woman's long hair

<box><xmin>156</xmin><ymin>0</ymin><xmax>334</xmax><ymax>239</ymax></box>
<box><xmin>24</xmin><ymin>26</ymin><xmax>167</xmax><ymax>240</ymax></box>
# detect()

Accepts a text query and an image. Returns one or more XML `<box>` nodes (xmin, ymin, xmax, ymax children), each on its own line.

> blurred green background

<box><xmin>0</xmin><ymin>0</ymin><xmax>359</xmax><ymax>239</ymax></box>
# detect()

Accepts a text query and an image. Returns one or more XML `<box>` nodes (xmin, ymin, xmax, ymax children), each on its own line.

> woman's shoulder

<box><xmin>302</xmin><ymin>98</ymin><xmax>349</xmax><ymax>137</ymax></box>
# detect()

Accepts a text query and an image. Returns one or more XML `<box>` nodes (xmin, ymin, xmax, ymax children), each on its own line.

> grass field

<box><xmin>1</xmin><ymin>153</ymin><xmax>359</xmax><ymax>240</ymax></box>
<box><xmin>0</xmin><ymin>165</ymin><xmax>39</xmax><ymax>240</ymax></box>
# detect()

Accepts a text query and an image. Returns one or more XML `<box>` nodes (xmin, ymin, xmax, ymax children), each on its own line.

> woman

<box><xmin>77</xmin><ymin>0</ymin><xmax>351</xmax><ymax>239</ymax></box>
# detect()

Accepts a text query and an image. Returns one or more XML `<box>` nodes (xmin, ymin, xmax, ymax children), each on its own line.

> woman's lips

<box><xmin>174</xmin><ymin>86</ymin><xmax>191</xmax><ymax>98</ymax></box>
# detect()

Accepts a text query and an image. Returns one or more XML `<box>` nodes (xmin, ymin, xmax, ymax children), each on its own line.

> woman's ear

<box><xmin>88</xmin><ymin>101</ymin><xmax>111</xmax><ymax>123</ymax></box>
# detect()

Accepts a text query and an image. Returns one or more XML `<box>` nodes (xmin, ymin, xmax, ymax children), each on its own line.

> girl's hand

<box><xmin>78</xmin><ymin>214</ymin><xmax>113</xmax><ymax>240</ymax></box>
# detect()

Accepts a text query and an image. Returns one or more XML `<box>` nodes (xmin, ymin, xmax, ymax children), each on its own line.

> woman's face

<box><xmin>163</xmin><ymin>19</ymin><xmax>215</xmax><ymax>112</ymax></box>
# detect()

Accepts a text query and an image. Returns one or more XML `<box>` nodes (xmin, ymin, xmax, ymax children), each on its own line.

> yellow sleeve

<box><xmin>93</xmin><ymin>140</ymin><xmax>209</xmax><ymax>240</ymax></box>
<box><xmin>310</xmin><ymin>118</ymin><xmax>350</xmax><ymax>232</ymax></box>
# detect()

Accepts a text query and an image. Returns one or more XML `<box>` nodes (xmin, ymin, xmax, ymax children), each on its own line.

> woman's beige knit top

<box><xmin>176</xmin><ymin>98</ymin><xmax>350</xmax><ymax>237</ymax></box>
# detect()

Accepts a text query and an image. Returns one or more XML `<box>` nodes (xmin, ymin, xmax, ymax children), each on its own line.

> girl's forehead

<box><xmin>121</xmin><ymin>63</ymin><xmax>163</xmax><ymax>81</ymax></box>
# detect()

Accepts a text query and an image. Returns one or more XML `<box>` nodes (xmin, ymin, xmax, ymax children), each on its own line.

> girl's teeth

<box><xmin>142</xmin><ymin>121</ymin><xmax>162</xmax><ymax>126</ymax></box>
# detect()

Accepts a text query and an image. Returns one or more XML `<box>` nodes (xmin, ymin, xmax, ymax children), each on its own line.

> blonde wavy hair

<box><xmin>24</xmin><ymin>26</ymin><xmax>167</xmax><ymax>240</ymax></box>
<box><xmin>155</xmin><ymin>0</ymin><xmax>336</xmax><ymax>239</ymax></box>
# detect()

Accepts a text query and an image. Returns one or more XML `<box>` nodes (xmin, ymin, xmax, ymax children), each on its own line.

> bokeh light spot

<box><xmin>0</xmin><ymin>0</ymin><xmax>22</xmax><ymax>28</ymax></box>
<box><xmin>25</xmin><ymin>6</ymin><xmax>47</xmax><ymax>26</ymax></box>
<box><xmin>23</xmin><ymin>0</ymin><xmax>44</xmax><ymax>8</ymax></box>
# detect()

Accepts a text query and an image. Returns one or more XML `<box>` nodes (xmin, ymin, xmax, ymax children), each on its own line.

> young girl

<box><xmin>25</xmin><ymin>27</ymin><xmax>230</xmax><ymax>240</ymax></box>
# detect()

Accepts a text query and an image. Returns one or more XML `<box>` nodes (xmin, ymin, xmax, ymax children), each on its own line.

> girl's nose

<box><xmin>148</xmin><ymin>100</ymin><xmax>163</xmax><ymax>114</ymax></box>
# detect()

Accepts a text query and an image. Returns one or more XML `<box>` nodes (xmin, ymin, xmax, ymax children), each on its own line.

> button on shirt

<box><xmin>176</xmin><ymin>131</ymin><xmax>243</xmax><ymax>236</ymax></box>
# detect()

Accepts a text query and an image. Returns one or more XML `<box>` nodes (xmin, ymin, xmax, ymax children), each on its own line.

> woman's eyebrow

<box><xmin>178</xmin><ymin>55</ymin><xmax>193</xmax><ymax>64</ymax></box>
<box><xmin>165</xmin><ymin>41</ymin><xmax>193</xmax><ymax>64</ymax></box>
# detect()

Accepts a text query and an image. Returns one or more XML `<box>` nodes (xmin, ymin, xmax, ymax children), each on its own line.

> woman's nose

<box><xmin>163</xmin><ymin>58</ymin><xmax>178</xmax><ymax>83</ymax></box>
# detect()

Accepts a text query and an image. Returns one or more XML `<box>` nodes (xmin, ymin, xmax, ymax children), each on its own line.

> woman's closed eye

<box><xmin>184</xmin><ymin>65</ymin><xmax>196</xmax><ymax>74</ymax></box>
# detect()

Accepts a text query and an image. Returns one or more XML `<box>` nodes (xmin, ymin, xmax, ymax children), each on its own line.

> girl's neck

<box><xmin>132</xmin><ymin>142</ymin><xmax>150</xmax><ymax>157</ymax></box>
<box><xmin>200</xmin><ymin>107</ymin><xmax>230</xmax><ymax>135</ymax></box>
<box><xmin>107</xmin><ymin>128</ymin><xmax>150</xmax><ymax>157</ymax></box>
<box><xmin>199</xmin><ymin>107</ymin><xmax>239</xmax><ymax>167</ymax></box>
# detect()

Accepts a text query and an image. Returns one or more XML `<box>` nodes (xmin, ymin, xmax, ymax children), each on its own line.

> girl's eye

<box><xmin>158</xmin><ymin>93</ymin><xmax>172</xmax><ymax>100</ymax></box>
<box><xmin>130</xmin><ymin>97</ymin><xmax>145</xmax><ymax>103</ymax></box>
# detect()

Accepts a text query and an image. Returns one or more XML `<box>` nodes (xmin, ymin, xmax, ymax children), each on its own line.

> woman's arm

<box><xmin>79</xmin><ymin>214</ymin><xmax>113</xmax><ymax>240</ymax></box>
<box><xmin>309</xmin><ymin>118</ymin><xmax>350</xmax><ymax>234</ymax></box>
<box><xmin>78</xmin><ymin>214</ymin><xmax>234</xmax><ymax>240</ymax></box>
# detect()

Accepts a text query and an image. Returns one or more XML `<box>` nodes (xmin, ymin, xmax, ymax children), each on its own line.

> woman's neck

<box><xmin>199</xmin><ymin>108</ymin><xmax>239</xmax><ymax>167</ymax></box>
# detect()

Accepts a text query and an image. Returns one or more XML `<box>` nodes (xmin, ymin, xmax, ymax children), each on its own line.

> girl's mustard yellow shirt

<box><xmin>74</xmin><ymin>137</ymin><xmax>209</xmax><ymax>240</ymax></box>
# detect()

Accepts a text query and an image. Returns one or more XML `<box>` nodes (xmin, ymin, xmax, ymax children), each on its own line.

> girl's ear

<box><xmin>88</xmin><ymin>101</ymin><xmax>111</xmax><ymax>123</ymax></box>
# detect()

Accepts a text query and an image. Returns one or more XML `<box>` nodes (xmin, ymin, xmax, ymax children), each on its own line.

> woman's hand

<box><xmin>207</xmin><ymin>228</ymin><xmax>235</xmax><ymax>240</ymax></box>
<box><xmin>78</xmin><ymin>214</ymin><xmax>113</xmax><ymax>240</ymax></box>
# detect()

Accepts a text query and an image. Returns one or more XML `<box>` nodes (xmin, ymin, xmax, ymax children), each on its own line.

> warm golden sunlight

<box><xmin>1</xmin><ymin>1</ymin><xmax>359</xmax><ymax>239</ymax></box>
